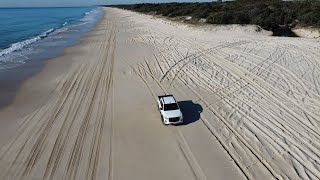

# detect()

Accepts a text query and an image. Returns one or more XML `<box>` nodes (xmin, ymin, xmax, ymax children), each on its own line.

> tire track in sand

<box><xmin>127</xmin><ymin>59</ymin><xmax>207</xmax><ymax>180</ymax></box>
<box><xmin>0</xmin><ymin>15</ymin><xmax>117</xmax><ymax>180</ymax></box>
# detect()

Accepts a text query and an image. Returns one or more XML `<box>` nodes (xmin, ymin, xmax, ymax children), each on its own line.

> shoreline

<box><xmin>0</xmin><ymin>8</ymin><xmax>246</xmax><ymax>179</ymax></box>
<box><xmin>0</xmin><ymin>7</ymin><xmax>104</xmax><ymax>110</ymax></box>
<box><xmin>0</xmin><ymin>8</ymin><xmax>106</xmax><ymax>147</ymax></box>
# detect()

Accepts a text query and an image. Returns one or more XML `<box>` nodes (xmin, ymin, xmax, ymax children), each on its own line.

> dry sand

<box><xmin>1</xmin><ymin>7</ymin><xmax>320</xmax><ymax>180</ymax></box>
<box><xmin>293</xmin><ymin>28</ymin><xmax>320</xmax><ymax>39</ymax></box>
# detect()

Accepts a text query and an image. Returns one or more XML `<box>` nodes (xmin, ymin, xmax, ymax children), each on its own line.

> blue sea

<box><xmin>0</xmin><ymin>7</ymin><xmax>104</xmax><ymax>70</ymax></box>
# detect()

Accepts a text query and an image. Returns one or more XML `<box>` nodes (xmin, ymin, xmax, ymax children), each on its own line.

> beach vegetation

<box><xmin>108</xmin><ymin>0</ymin><xmax>320</xmax><ymax>31</ymax></box>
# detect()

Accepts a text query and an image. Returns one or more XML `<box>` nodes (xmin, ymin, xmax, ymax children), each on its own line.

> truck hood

<box><xmin>163</xmin><ymin>110</ymin><xmax>182</xmax><ymax>118</ymax></box>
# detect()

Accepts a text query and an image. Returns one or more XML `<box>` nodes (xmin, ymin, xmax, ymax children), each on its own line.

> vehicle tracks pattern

<box><xmin>121</xmin><ymin>9</ymin><xmax>320</xmax><ymax>180</ymax></box>
<box><xmin>0</xmin><ymin>14</ymin><xmax>117</xmax><ymax>180</ymax></box>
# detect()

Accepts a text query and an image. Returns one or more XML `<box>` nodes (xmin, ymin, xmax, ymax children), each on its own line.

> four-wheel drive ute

<box><xmin>157</xmin><ymin>95</ymin><xmax>183</xmax><ymax>125</ymax></box>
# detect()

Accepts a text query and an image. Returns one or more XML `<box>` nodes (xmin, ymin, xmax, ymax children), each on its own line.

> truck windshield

<box><xmin>164</xmin><ymin>103</ymin><xmax>179</xmax><ymax>111</ymax></box>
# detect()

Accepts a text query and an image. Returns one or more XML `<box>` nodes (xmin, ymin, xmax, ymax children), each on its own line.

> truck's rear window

<box><xmin>164</xmin><ymin>103</ymin><xmax>179</xmax><ymax>111</ymax></box>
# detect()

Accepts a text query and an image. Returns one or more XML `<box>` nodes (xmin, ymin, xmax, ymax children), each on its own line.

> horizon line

<box><xmin>0</xmin><ymin>5</ymin><xmax>102</xmax><ymax>9</ymax></box>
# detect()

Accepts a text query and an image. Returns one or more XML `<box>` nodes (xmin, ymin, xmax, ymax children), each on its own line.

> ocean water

<box><xmin>0</xmin><ymin>7</ymin><xmax>104</xmax><ymax>70</ymax></box>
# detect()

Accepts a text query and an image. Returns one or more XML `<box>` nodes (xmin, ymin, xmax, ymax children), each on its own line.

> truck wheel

<box><xmin>161</xmin><ymin>115</ymin><xmax>164</xmax><ymax>124</ymax></box>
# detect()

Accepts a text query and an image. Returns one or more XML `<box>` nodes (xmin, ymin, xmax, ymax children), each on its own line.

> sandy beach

<box><xmin>1</xmin><ymin>7</ymin><xmax>320</xmax><ymax>180</ymax></box>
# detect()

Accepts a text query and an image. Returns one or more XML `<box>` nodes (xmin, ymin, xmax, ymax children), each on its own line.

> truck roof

<box><xmin>162</xmin><ymin>96</ymin><xmax>176</xmax><ymax>104</ymax></box>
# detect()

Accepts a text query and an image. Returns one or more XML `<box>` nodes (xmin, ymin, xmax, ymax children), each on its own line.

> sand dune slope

<box><xmin>1</xmin><ymin>7</ymin><xmax>320</xmax><ymax>180</ymax></box>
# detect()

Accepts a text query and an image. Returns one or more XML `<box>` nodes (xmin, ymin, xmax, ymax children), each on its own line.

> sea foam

<box><xmin>0</xmin><ymin>28</ymin><xmax>56</xmax><ymax>58</ymax></box>
<box><xmin>0</xmin><ymin>7</ymin><xmax>102</xmax><ymax>70</ymax></box>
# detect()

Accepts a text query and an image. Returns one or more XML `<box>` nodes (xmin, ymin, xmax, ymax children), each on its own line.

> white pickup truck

<box><xmin>157</xmin><ymin>95</ymin><xmax>183</xmax><ymax>125</ymax></box>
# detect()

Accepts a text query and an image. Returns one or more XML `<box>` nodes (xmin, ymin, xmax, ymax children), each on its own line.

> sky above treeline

<box><xmin>0</xmin><ymin>0</ymin><xmax>213</xmax><ymax>7</ymax></box>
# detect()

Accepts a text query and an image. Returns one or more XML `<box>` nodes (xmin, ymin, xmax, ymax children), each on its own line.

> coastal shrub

<box><xmin>192</xmin><ymin>8</ymin><xmax>210</xmax><ymax>19</ymax></box>
<box><xmin>207</xmin><ymin>12</ymin><xmax>233</xmax><ymax>24</ymax></box>
<box><xmin>248</xmin><ymin>8</ymin><xmax>261</xmax><ymax>20</ymax></box>
<box><xmin>232</xmin><ymin>11</ymin><xmax>250</xmax><ymax>24</ymax></box>
<box><xmin>299</xmin><ymin>12</ymin><xmax>317</xmax><ymax>25</ymax></box>
<box><xmin>110</xmin><ymin>0</ymin><xmax>320</xmax><ymax>30</ymax></box>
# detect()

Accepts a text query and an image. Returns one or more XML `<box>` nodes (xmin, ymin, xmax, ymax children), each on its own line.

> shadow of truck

<box><xmin>177</xmin><ymin>100</ymin><xmax>203</xmax><ymax>125</ymax></box>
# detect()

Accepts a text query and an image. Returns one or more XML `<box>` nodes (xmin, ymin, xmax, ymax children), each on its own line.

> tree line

<box><xmin>108</xmin><ymin>0</ymin><xmax>320</xmax><ymax>31</ymax></box>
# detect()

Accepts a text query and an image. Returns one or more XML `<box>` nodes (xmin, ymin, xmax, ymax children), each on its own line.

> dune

<box><xmin>293</xmin><ymin>28</ymin><xmax>320</xmax><ymax>39</ymax></box>
<box><xmin>1</xmin><ymin>7</ymin><xmax>320</xmax><ymax>180</ymax></box>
